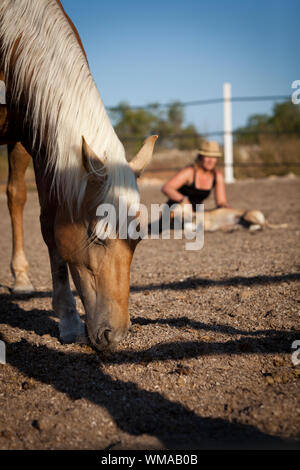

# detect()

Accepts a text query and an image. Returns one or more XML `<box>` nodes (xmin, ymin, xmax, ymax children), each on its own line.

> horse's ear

<box><xmin>129</xmin><ymin>135</ymin><xmax>158</xmax><ymax>177</ymax></box>
<box><xmin>82</xmin><ymin>136</ymin><xmax>106</xmax><ymax>175</ymax></box>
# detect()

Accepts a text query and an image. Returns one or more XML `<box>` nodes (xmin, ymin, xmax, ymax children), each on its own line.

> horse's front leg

<box><xmin>37</xmin><ymin>191</ymin><xmax>85</xmax><ymax>344</ymax></box>
<box><xmin>47</xmin><ymin>245</ymin><xmax>86</xmax><ymax>344</ymax></box>
<box><xmin>6</xmin><ymin>142</ymin><xmax>34</xmax><ymax>293</ymax></box>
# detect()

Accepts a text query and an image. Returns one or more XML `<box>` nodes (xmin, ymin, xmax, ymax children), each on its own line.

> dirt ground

<box><xmin>0</xmin><ymin>176</ymin><xmax>299</xmax><ymax>450</ymax></box>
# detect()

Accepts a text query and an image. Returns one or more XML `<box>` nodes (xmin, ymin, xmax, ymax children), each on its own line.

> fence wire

<box><xmin>111</xmin><ymin>93</ymin><xmax>300</xmax><ymax>175</ymax></box>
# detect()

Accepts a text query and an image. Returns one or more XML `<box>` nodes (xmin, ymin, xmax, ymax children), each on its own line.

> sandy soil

<box><xmin>0</xmin><ymin>176</ymin><xmax>299</xmax><ymax>449</ymax></box>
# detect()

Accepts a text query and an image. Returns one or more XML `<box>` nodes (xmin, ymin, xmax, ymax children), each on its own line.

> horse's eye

<box><xmin>94</xmin><ymin>238</ymin><xmax>106</xmax><ymax>246</ymax></box>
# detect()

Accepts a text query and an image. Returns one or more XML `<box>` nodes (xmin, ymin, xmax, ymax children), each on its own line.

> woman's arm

<box><xmin>214</xmin><ymin>170</ymin><xmax>230</xmax><ymax>208</ymax></box>
<box><xmin>161</xmin><ymin>167</ymin><xmax>193</xmax><ymax>203</ymax></box>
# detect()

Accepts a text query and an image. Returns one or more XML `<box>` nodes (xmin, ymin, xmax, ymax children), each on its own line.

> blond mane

<box><xmin>0</xmin><ymin>0</ymin><xmax>139</xmax><ymax>224</ymax></box>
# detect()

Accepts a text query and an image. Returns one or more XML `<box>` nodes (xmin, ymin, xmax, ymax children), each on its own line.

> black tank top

<box><xmin>168</xmin><ymin>167</ymin><xmax>216</xmax><ymax>211</ymax></box>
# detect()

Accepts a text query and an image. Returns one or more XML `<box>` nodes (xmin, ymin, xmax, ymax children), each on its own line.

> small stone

<box><xmin>273</xmin><ymin>375</ymin><xmax>282</xmax><ymax>384</ymax></box>
<box><xmin>176</xmin><ymin>364</ymin><xmax>191</xmax><ymax>376</ymax></box>
<box><xmin>273</xmin><ymin>357</ymin><xmax>284</xmax><ymax>367</ymax></box>
<box><xmin>199</xmin><ymin>334</ymin><xmax>211</xmax><ymax>341</ymax></box>
<box><xmin>177</xmin><ymin>376</ymin><xmax>185</xmax><ymax>386</ymax></box>
<box><xmin>266</xmin><ymin>376</ymin><xmax>274</xmax><ymax>385</ymax></box>
<box><xmin>239</xmin><ymin>289</ymin><xmax>252</xmax><ymax>301</ymax></box>
<box><xmin>54</xmin><ymin>422</ymin><xmax>63</xmax><ymax>432</ymax></box>
<box><xmin>22</xmin><ymin>378</ymin><xmax>35</xmax><ymax>390</ymax></box>
<box><xmin>235</xmin><ymin>305</ymin><xmax>247</xmax><ymax>316</ymax></box>
<box><xmin>22</xmin><ymin>382</ymin><xmax>30</xmax><ymax>390</ymax></box>
<box><xmin>32</xmin><ymin>417</ymin><xmax>52</xmax><ymax>431</ymax></box>
<box><xmin>1</xmin><ymin>429</ymin><xmax>13</xmax><ymax>439</ymax></box>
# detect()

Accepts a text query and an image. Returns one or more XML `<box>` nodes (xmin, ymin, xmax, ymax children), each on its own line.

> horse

<box><xmin>0</xmin><ymin>0</ymin><xmax>157</xmax><ymax>351</ymax></box>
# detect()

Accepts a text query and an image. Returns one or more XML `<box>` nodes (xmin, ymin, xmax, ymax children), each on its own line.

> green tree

<box><xmin>167</xmin><ymin>101</ymin><xmax>184</xmax><ymax>135</ymax></box>
<box><xmin>109</xmin><ymin>100</ymin><xmax>203</xmax><ymax>153</ymax></box>
<box><xmin>111</xmin><ymin>102</ymin><xmax>158</xmax><ymax>137</ymax></box>
<box><xmin>270</xmin><ymin>101</ymin><xmax>300</xmax><ymax>134</ymax></box>
<box><xmin>236</xmin><ymin>101</ymin><xmax>300</xmax><ymax>143</ymax></box>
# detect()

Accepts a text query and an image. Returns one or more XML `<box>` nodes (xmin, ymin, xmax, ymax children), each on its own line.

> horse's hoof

<box><xmin>59</xmin><ymin>318</ymin><xmax>86</xmax><ymax>344</ymax></box>
<box><xmin>60</xmin><ymin>331</ymin><xmax>88</xmax><ymax>345</ymax></box>
<box><xmin>76</xmin><ymin>333</ymin><xmax>89</xmax><ymax>344</ymax></box>
<box><xmin>12</xmin><ymin>282</ymin><xmax>35</xmax><ymax>294</ymax></box>
<box><xmin>60</xmin><ymin>335</ymin><xmax>75</xmax><ymax>344</ymax></box>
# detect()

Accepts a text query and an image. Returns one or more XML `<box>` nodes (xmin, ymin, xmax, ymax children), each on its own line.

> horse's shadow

<box><xmin>5</xmin><ymin>337</ymin><xmax>299</xmax><ymax>450</ymax></box>
<box><xmin>132</xmin><ymin>315</ymin><xmax>288</xmax><ymax>337</ymax></box>
<box><xmin>0</xmin><ymin>292</ymin><xmax>299</xmax><ymax>449</ymax></box>
<box><xmin>130</xmin><ymin>272</ymin><xmax>300</xmax><ymax>293</ymax></box>
<box><xmin>0</xmin><ymin>292</ymin><xmax>298</xmax><ymax>362</ymax></box>
<box><xmin>0</xmin><ymin>291</ymin><xmax>60</xmax><ymax>339</ymax></box>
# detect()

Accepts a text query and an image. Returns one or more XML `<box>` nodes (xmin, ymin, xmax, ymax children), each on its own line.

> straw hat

<box><xmin>196</xmin><ymin>140</ymin><xmax>222</xmax><ymax>157</ymax></box>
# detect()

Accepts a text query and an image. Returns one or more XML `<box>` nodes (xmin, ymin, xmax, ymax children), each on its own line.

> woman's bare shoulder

<box><xmin>215</xmin><ymin>169</ymin><xmax>224</xmax><ymax>180</ymax></box>
<box><xmin>178</xmin><ymin>165</ymin><xmax>194</xmax><ymax>181</ymax></box>
<box><xmin>172</xmin><ymin>165</ymin><xmax>194</xmax><ymax>180</ymax></box>
<box><xmin>162</xmin><ymin>165</ymin><xmax>193</xmax><ymax>190</ymax></box>
<box><xmin>180</xmin><ymin>164</ymin><xmax>194</xmax><ymax>173</ymax></box>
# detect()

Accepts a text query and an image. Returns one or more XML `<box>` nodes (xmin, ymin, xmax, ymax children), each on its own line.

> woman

<box><xmin>161</xmin><ymin>140</ymin><xmax>229</xmax><ymax>211</ymax></box>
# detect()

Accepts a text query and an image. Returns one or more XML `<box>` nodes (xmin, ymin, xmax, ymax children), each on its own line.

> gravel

<box><xmin>0</xmin><ymin>176</ymin><xmax>299</xmax><ymax>449</ymax></box>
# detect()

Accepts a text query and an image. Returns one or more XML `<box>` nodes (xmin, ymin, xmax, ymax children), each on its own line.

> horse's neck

<box><xmin>56</xmin><ymin>0</ymin><xmax>88</xmax><ymax>62</ymax></box>
<box><xmin>0</xmin><ymin>0</ymin><xmax>141</xmax><ymax>225</ymax></box>
<box><xmin>0</xmin><ymin>0</ymin><xmax>121</xmax><ymax>156</ymax></box>
<box><xmin>0</xmin><ymin>0</ymin><xmax>124</xmax><ymax>181</ymax></box>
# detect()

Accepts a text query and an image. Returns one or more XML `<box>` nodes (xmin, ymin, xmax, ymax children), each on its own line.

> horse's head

<box><xmin>54</xmin><ymin>136</ymin><xmax>157</xmax><ymax>351</ymax></box>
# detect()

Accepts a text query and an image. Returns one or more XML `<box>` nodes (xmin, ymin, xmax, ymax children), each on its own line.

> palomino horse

<box><xmin>0</xmin><ymin>0</ymin><xmax>157</xmax><ymax>350</ymax></box>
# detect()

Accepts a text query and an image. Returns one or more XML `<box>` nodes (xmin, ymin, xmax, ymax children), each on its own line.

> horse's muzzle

<box><xmin>90</xmin><ymin>323</ymin><xmax>127</xmax><ymax>351</ymax></box>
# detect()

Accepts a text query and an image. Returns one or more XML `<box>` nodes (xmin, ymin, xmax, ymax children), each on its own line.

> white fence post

<box><xmin>223</xmin><ymin>82</ymin><xmax>234</xmax><ymax>183</ymax></box>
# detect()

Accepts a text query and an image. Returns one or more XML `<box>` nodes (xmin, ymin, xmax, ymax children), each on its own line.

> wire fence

<box><xmin>110</xmin><ymin>93</ymin><xmax>300</xmax><ymax>178</ymax></box>
<box><xmin>110</xmin><ymin>94</ymin><xmax>298</xmax><ymax>141</ymax></box>
<box><xmin>120</xmin><ymin>129</ymin><xmax>300</xmax><ymax>141</ymax></box>
<box><xmin>0</xmin><ymin>86</ymin><xmax>299</xmax><ymax>178</ymax></box>
<box><xmin>108</xmin><ymin>94</ymin><xmax>291</xmax><ymax>111</ymax></box>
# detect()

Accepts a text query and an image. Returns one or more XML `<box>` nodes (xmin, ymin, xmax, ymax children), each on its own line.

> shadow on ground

<box><xmin>0</xmin><ymin>291</ymin><xmax>299</xmax><ymax>449</ymax></box>
<box><xmin>5</xmin><ymin>337</ymin><xmax>300</xmax><ymax>449</ymax></box>
<box><xmin>131</xmin><ymin>273</ymin><xmax>300</xmax><ymax>292</ymax></box>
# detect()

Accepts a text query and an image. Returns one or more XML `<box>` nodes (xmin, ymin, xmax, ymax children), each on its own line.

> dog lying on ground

<box><xmin>170</xmin><ymin>203</ymin><xmax>287</xmax><ymax>232</ymax></box>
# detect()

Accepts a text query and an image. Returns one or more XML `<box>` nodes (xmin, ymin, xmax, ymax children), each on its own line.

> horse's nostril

<box><xmin>96</xmin><ymin>327</ymin><xmax>112</xmax><ymax>346</ymax></box>
<box><xmin>103</xmin><ymin>329</ymin><xmax>112</xmax><ymax>344</ymax></box>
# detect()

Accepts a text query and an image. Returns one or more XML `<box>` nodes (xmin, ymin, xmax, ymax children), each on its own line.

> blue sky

<box><xmin>61</xmin><ymin>0</ymin><xmax>299</xmax><ymax>136</ymax></box>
